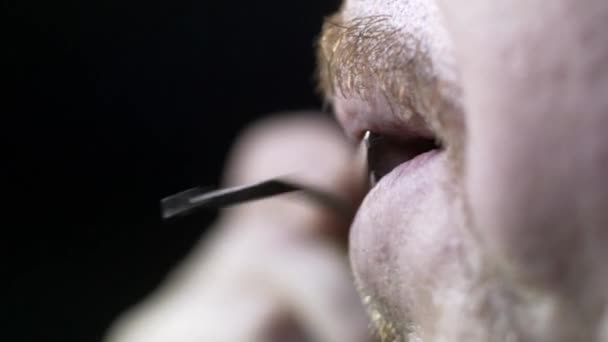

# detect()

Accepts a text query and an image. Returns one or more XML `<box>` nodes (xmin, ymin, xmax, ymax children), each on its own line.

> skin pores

<box><xmin>320</xmin><ymin>0</ymin><xmax>608</xmax><ymax>340</ymax></box>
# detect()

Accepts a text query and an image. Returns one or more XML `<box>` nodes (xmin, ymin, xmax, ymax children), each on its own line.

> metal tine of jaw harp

<box><xmin>161</xmin><ymin>178</ymin><xmax>352</xmax><ymax>220</ymax></box>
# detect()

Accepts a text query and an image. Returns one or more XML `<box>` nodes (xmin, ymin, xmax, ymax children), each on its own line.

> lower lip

<box><xmin>349</xmin><ymin>147</ymin><xmax>447</xmax><ymax>331</ymax></box>
<box><xmin>374</xmin><ymin>149</ymin><xmax>442</xmax><ymax>188</ymax></box>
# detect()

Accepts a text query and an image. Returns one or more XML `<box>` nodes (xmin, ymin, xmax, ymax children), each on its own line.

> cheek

<box><xmin>466</xmin><ymin>109</ymin><xmax>608</xmax><ymax>292</ymax></box>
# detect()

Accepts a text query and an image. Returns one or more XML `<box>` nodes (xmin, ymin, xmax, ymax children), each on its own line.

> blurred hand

<box><xmin>104</xmin><ymin>112</ymin><xmax>374</xmax><ymax>342</ymax></box>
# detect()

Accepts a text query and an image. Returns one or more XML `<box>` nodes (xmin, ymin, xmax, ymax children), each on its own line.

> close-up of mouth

<box><xmin>12</xmin><ymin>0</ymin><xmax>608</xmax><ymax>340</ymax></box>
<box><xmin>330</xmin><ymin>82</ymin><xmax>448</xmax><ymax>192</ymax></box>
<box><xmin>340</xmin><ymin>93</ymin><xmax>455</xmax><ymax>341</ymax></box>
<box><xmin>363</xmin><ymin>130</ymin><xmax>442</xmax><ymax>188</ymax></box>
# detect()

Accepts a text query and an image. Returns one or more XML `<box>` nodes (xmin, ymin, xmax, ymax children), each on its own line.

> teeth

<box><xmin>363</xmin><ymin>130</ymin><xmax>378</xmax><ymax>188</ymax></box>
<box><xmin>369</xmin><ymin>171</ymin><xmax>378</xmax><ymax>188</ymax></box>
<box><xmin>363</xmin><ymin>130</ymin><xmax>372</xmax><ymax>149</ymax></box>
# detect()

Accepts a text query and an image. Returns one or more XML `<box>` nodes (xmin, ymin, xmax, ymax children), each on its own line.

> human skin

<box><xmin>318</xmin><ymin>0</ymin><xmax>608</xmax><ymax>341</ymax></box>
<box><xmin>106</xmin><ymin>1</ymin><xmax>608</xmax><ymax>341</ymax></box>
<box><xmin>104</xmin><ymin>114</ymin><xmax>374</xmax><ymax>342</ymax></box>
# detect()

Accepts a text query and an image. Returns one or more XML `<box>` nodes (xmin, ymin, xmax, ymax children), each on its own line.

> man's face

<box><xmin>318</xmin><ymin>0</ymin><xmax>608</xmax><ymax>341</ymax></box>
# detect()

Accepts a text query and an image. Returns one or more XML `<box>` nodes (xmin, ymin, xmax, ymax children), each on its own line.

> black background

<box><xmin>4</xmin><ymin>0</ymin><xmax>341</xmax><ymax>340</ymax></box>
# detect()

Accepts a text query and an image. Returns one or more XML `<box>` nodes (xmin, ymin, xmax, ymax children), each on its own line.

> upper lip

<box><xmin>332</xmin><ymin>93</ymin><xmax>441</xmax><ymax>186</ymax></box>
<box><xmin>332</xmin><ymin>93</ymin><xmax>436</xmax><ymax>143</ymax></box>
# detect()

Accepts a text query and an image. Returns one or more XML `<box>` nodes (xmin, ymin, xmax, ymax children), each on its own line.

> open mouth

<box><xmin>332</xmin><ymin>93</ymin><xmax>445</xmax><ymax>191</ymax></box>
<box><xmin>364</xmin><ymin>130</ymin><xmax>443</xmax><ymax>187</ymax></box>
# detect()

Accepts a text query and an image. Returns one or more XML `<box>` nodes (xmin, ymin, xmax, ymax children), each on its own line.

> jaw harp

<box><xmin>161</xmin><ymin>178</ymin><xmax>352</xmax><ymax>220</ymax></box>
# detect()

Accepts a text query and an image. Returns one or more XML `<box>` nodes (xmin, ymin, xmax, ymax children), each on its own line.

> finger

<box><xmin>104</xmin><ymin>112</ymin><xmax>371</xmax><ymax>342</ymax></box>
<box><xmin>261</xmin><ymin>235</ymin><xmax>375</xmax><ymax>342</ymax></box>
<box><xmin>217</xmin><ymin>111</ymin><xmax>373</xmax><ymax>341</ymax></box>
<box><xmin>220</xmin><ymin>111</ymin><xmax>367</xmax><ymax>237</ymax></box>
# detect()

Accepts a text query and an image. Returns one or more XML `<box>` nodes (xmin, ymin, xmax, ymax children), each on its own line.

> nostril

<box><xmin>365</xmin><ymin>131</ymin><xmax>441</xmax><ymax>185</ymax></box>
